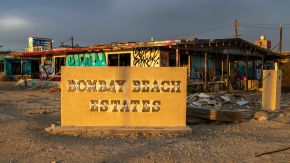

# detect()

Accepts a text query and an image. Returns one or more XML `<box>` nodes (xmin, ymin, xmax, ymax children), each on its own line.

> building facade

<box><xmin>12</xmin><ymin>38</ymin><xmax>283</xmax><ymax>91</ymax></box>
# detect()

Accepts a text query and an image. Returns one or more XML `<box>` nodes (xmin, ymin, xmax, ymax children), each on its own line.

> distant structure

<box><xmin>25</xmin><ymin>37</ymin><xmax>53</xmax><ymax>52</ymax></box>
<box><xmin>0</xmin><ymin>51</ymin><xmax>12</xmax><ymax>80</ymax></box>
<box><xmin>255</xmin><ymin>35</ymin><xmax>271</xmax><ymax>50</ymax></box>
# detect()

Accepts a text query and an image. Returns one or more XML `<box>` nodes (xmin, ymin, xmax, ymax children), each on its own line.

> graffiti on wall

<box><xmin>133</xmin><ymin>47</ymin><xmax>160</xmax><ymax>67</ymax></box>
<box><xmin>40</xmin><ymin>56</ymin><xmax>54</xmax><ymax>78</ymax></box>
<box><xmin>66</xmin><ymin>52</ymin><xmax>107</xmax><ymax>67</ymax></box>
<box><xmin>233</xmin><ymin>62</ymin><xmax>246</xmax><ymax>80</ymax></box>
<box><xmin>233</xmin><ymin>62</ymin><xmax>257</xmax><ymax>80</ymax></box>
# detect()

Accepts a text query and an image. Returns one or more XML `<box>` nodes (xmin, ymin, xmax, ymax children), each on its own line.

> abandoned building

<box><xmin>280</xmin><ymin>51</ymin><xmax>290</xmax><ymax>91</ymax></box>
<box><xmin>0</xmin><ymin>51</ymin><xmax>10</xmax><ymax>80</ymax></box>
<box><xmin>18</xmin><ymin>48</ymin><xmax>107</xmax><ymax>80</ymax></box>
<box><xmin>2</xmin><ymin>37</ymin><xmax>283</xmax><ymax>92</ymax></box>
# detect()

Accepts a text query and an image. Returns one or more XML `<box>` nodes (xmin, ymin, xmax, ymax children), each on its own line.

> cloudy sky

<box><xmin>0</xmin><ymin>0</ymin><xmax>290</xmax><ymax>51</ymax></box>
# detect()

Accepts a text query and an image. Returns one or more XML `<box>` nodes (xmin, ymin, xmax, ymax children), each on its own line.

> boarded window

<box><xmin>31</xmin><ymin>60</ymin><xmax>40</xmax><ymax>78</ymax></box>
<box><xmin>160</xmin><ymin>51</ymin><xmax>169</xmax><ymax>67</ymax></box>
<box><xmin>108</xmin><ymin>53</ymin><xmax>131</xmax><ymax>66</ymax></box>
<box><xmin>12</xmin><ymin>62</ymin><xmax>21</xmax><ymax>75</ymax></box>
<box><xmin>169</xmin><ymin>53</ymin><xmax>176</xmax><ymax>67</ymax></box>
<box><xmin>119</xmin><ymin>53</ymin><xmax>130</xmax><ymax>66</ymax></box>
<box><xmin>180</xmin><ymin>53</ymin><xmax>188</xmax><ymax>67</ymax></box>
<box><xmin>0</xmin><ymin>61</ymin><xmax>4</xmax><ymax>72</ymax></box>
<box><xmin>108</xmin><ymin>54</ymin><xmax>118</xmax><ymax>66</ymax></box>
<box><xmin>55</xmin><ymin>57</ymin><xmax>65</xmax><ymax>75</ymax></box>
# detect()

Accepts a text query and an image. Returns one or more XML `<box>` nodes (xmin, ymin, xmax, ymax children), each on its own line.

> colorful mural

<box><xmin>40</xmin><ymin>56</ymin><xmax>54</xmax><ymax>78</ymax></box>
<box><xmin>66</xmin><ymin>51</ymin><xmax>107</xmax><ymax>67</ymax></box>
<box><xmin>233</xmin><ymin>62</ymin><xmax>246</xmax><ymax>80</ymax></box>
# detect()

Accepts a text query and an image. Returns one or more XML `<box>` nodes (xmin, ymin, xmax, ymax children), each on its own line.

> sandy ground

<box><xmin>0</xmin><ymin>81</ymin><xmax>289</xmax><ymax>163</ymax></box>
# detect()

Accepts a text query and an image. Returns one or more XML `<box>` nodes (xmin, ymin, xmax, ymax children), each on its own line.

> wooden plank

<box><xmin>187</xmin><ymin>107</ymin><xmax>255</xmax><ymax>122</ymax></box>
<box><xmin>45</xmin><ymin>125</ymin><xmax>192</xmax><ymax>136</ymax></box>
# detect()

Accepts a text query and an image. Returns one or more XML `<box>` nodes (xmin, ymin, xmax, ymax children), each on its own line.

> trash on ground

<box><xmin>236</xmin><ymin>98</ymin><xmax>249</xmax><ymax>106</ymax></box>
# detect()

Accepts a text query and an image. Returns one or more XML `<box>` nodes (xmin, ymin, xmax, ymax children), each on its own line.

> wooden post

<box><xmin>222</xmin><ymin>60</ymin><xmax>224</xmax><ymax>77</ymax></box>
<box><xmin>253</xmin><ymin>59</ymin><xmax>255</xmax><ymax>80</ymax></box>
<box><xmin>188</xmin><ymin>54</ymin><xmax>191</xmax><ymax>79</ymax></box>
<box><xmin>226</xmin><ymin>53</ymin><xmax>230</xmax><ymax>90</ymax></box>
<box><xmin>261</xmin><ymin>57</ymin><xmax>264</xmax><ymax>82</ymax></box>
<box><xmin>204</xmin><ymin>52</ymin><xmax>208</xmax><ymax>92</ymax></box>
<box><xmin>118</xmin><ymin>54</ymin><xmax>120</xmax><ymax>66</ymax></box>
<box><xmin>246</xmin><ymin>57</ymin><xmax>249</xmax><ymax>91</ymax></box>
<box><xmin>279</xmin><ymin>25</ymin><xmax>283</xmax><ymax>54</ymax></box>
<box><xmin>175</xmin><ymin>49</ymin><xmax>179</xmax><ymax>67</ymax></box>
<box><xmin>261</xmin><ymin>57</ymin><xmax>264</xmax><ymax>71</ymax></box>
<box><xmin>20</xmin><ymin>57</ymin><xmax>23</xmax><ymax>79</ymax></box>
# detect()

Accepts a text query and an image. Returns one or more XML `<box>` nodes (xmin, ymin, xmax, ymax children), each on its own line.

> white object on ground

<box><xmin>198</xmin><ymin>93</ymin><xmax>211</xmax><ymax>98</ymax></box>
<box><xmin>220</xmin><ymin>96</ymin><xmax>231</xmax><ymax>102</ymax></box>
<box><xmin>236</xmin><ymin>98</ymin><xmax>249</xmax><ymax>106</ymax></box>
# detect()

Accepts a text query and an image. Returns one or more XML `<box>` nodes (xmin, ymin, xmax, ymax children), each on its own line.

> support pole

<box><xmin>222</xmin><ymin>60</ymin><xmax>224</xmax><ymax>77</ymax></box>
<box><xmin>20</xmin><ymin>57</ymin><xmax>23</xmax><ymax>79</ymax></box>
<box><xmin>246</xmin><ymin>57</ymin><xmax>249</xmax><ymax>91</ymax></box>
<box><xmin>175</xmin><ymin>49</ymin><xmax>179</xmax><ymax>67</ymax></box>
<box><xmin>253</xmin><ymin>59</ymin><xmax>255</xmax><ymax>80</ymax></box>
<box><xmin>234</xmin><ymin>18</ymin><xmax>240</xmax><ymax>38</ymax></box>
<box><xmin>71</xmin><ymin>36</ymin><xmax>74</xmax><ymax>48</ymax></box>
<box><xmin>226</xmin><ymin>53</ymin><xmax>230</xmax><ymax>90</ymax></box>
<box><xmin>261</xmin><ymin>57</ymin><xmax>264</xmax><ymax>84</ymax></box>
<box><xmin>279</xmin><ymin>25</ymin><xmax>283</xmax><ymax>54</ymax></box>
<box><xmin>204</xmin><ymin>52</ymin><xmax>208</xmax><ymax>92</ymax></box>
<box><xmin>262</xmin><ymin>57</ymin><xmax>264</xmax><ymax>71</ymax></box>
<box><xmin>188</xmin><ymin>53</ymin><xmax>191</xmax><ymax>79</ymax></box>
<box><xmin>118</xmin><ymin>54</ymin><xmax>120</xmax><ymax>66</ymax></box>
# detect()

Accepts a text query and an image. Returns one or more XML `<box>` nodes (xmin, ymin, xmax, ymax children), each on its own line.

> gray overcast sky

<box><xmin>0</xmin><ymin>0</ymin><xmax>290</xmax><ymax>51</ymax></box>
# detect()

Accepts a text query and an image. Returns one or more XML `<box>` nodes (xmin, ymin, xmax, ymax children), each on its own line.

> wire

<box><xmin>158</xmin><ymin>23</ymin><xmax>232</xmax><ymax>40</ymax></box>
<box><xmin>239</xmin><ymin>21</ymin><xmax>290</xmax><ymax>31</ymax></box>
<box><xmin>271</xmin><ymin>43</ymin><xmax>280</xmax><ymax>51</ymax></box>
<box><xmin>240</xmin><ymin>25</ymin><xmax>279</xmax><ymax>30</ymax></box>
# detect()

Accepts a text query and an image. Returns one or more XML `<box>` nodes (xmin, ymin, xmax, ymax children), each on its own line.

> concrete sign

<box><xmin>262</xmin><ymin>70</ymin><xmax>282</xmax><ymax>111</ymax></box>
<box><xmin>61</xmin><ymin>67</ymin><xmax>187</xmax><ymax>127</ymax></box>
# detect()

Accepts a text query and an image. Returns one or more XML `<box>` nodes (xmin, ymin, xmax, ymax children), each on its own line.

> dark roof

<box><xmin>20</xmin><ymin>47</ymin><xmax>105</xmax><ymax>57</ymax></box>
<box><xmin>172</xmin><ymin>38</ymin><xmax>284</xmax><ymax>59</ymax></box>
<box><xmin>18</xmin><ymin>37</ymin><xmax>284</xmax><ymax>59</ymax></box>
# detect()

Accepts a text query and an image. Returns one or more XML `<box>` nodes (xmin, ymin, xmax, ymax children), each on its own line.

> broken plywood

<box><xmin>187</xmin><ymin>106</ymin><xmax>255</xmax><ymax>122</ymax></box>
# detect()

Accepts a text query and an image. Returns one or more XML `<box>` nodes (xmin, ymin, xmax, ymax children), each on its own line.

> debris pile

<box><xmin>186</xmin><ymin>92</ymin><xmax>259</xmax><ymax>110</ymax></box>
<box><xmin>186</xmin><ymin>92</ymin><xmax>258</xmax><ymax>122</ymax></box>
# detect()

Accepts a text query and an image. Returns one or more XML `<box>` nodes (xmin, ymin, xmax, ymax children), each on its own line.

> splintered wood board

<box><xmin>187</xmin><ymin>107</ymin><xmax>254</xmax><ymax>122</ymax></box>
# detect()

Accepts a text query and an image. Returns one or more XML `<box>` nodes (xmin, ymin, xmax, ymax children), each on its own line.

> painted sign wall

<box><xmin>66</xmin><ymin>52</ymin><xmax>107</xmax><ymax>67</ymax></box>
<box><xmin>61</xmin><ymin>67</ymin><xmax>187</xmax><ymax>127</ymax></box>
<box><xmin>28</xmin><ymin>37</ymin><xmax>52</xmax><ymax>51</ymax></box>
<box><xmin>39</xmin><ymin>52</ymin><xmax>107</xmax><ymax>80</ymax></box>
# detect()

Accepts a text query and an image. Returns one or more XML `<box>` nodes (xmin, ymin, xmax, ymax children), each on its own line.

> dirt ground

<box><xmin>0</xmin><ymin>81</ymin><xmax>289</xmax><ymax>163</ymax></box>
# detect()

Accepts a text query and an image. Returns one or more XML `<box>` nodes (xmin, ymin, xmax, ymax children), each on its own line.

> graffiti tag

<box><xmin>41</xmin><ymin>56</ymin><xmax>54</xmax><ymax>78</ymax></box>
<box><xmin>133</xmin><ymin>47</ymin><xmax>160</xmax><ymax>67</ymax></box>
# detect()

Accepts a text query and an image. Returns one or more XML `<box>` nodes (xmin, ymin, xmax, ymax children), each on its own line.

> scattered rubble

<box><xmin>236</xmin><ymin>98</ymin><xmax>249</xmax><ymax>106</ymax></box>
<box><xmin>254</xmin><ymin>111</ymin><xmax>268</xmax><ymax>121</ymax></box>
<box><xmin>220</xmin><ymin>96</ymin><xmax>231</xmax><ymax>102</ymax></box>
<box><xmin>187</xmin><ymin>92</ymin><xmax>258</xmax><ymax>110</ymax></box>
<box><xmin>187</xmin><ymin>92</ymin><xmax>259</xmax><ymax>122</ymax></box>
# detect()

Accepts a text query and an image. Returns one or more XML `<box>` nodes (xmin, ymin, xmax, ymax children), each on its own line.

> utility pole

<box><xmin>71</xmin><ymin>36</ymin><xmax>74</xmax><ymax>48</ymax></box>
<box><xmin>234</xmin><ymin>18</ymin><xmax>240</xmax><ymax>38</ymax></box>
<box><xmin>279</xmin><ymin>25</ymin><xmax>283</xmax><ymax>54</ymax></box>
